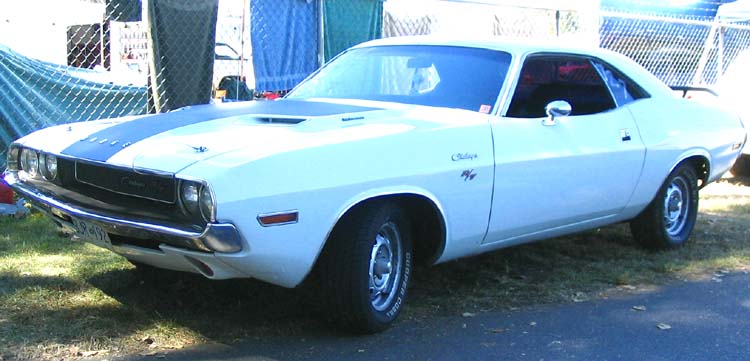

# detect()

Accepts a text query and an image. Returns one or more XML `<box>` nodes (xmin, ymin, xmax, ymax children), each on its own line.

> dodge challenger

<box><xmin>4</xmin><ymin>36</ymin><xmax>746</xmax><ymax>333</ymax></box>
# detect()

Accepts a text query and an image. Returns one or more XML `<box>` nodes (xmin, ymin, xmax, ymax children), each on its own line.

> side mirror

<box><xmin>543</xmin><ymin>100</ymin><xmax>572</xmax><ymax>126</ymax></box>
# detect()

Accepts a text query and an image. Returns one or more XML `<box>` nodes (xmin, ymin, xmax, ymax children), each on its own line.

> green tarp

<box><xmin>106</xmin><ymin>0</ymin><xmax>142</xmax><ymax>22</ymax></box>
<box><xmin>0</xmin><ymin>45</ymin><xmax>147</xmax><ymax>170</ymax></box>
<box><xmin>323</xmin><ymin>0</ymin><xmax>384</xmax><ymax>62</ymax></box>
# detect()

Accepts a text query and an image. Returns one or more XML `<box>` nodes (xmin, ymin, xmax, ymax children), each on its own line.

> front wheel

<box><xmin>318</xmin><ymin>201</ymin><xmax>412</xmax><ymax>333</ymax></box>
<box><xmin>630</xmin><ymin>164</ymin><xmax>699</xmax><ymax>250</ymax></box>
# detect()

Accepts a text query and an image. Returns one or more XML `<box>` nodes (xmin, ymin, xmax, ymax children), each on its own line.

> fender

<box><xmin>668</xmin><ymin>147</ymin><xmax>711</xmax><ymax>182</ymax></box>
<box><xmin>318</xmin><ymin>185</ymin><xmax>449</xmax><ymax>263</ymax></box>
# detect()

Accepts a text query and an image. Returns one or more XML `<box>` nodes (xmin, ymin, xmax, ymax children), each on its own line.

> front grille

<box><xmin>75</xmin><ymin>161</ymin><xmax>177</xmax><ymax>203</ymax></box>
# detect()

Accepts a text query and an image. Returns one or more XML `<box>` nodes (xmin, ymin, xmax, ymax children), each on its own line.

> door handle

<box><xmin>620</xmin><ymin>129</ymin><xmax>632</xmax><ymax>142</ymax></box>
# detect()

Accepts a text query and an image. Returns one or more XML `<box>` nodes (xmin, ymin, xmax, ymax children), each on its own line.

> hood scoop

<box><xmin>256</xmin><ymin>117</ymin><xmax>307</xmax><ymax>124</ymax></box>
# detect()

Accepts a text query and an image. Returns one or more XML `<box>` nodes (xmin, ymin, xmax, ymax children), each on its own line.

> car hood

<box><xmin>20</xmin><ymin>99</ymin><xmax>416</xmax><ymax>173</ymax></box>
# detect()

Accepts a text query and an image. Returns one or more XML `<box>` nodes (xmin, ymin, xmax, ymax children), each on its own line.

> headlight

<box><xmin>199</xmin><ymin>185</ymin><xmax>215</xmax><ymax>222</ymax></box>
<box><xmin>20</xmin><ymin>149</ymin><xmax>39</xmax><ymax>178</ymax></box>
<box><xmin>180</xmin><ymin>180</ymin><xmax>216</xmax><ymax>223</ymax></box>
<box><xmin>180</xmin><ymin>181</ymin><xmax>200</xmax><ymax>216</ymax></box>
<box><xmin>40</xmin><ymin>154</ymin><xmax>58</xmax><ymax>181</ymax></box>
<box><xmin>6</xmin><ymin>146</ymin><xmax>21</xmax><ymax>171</ymax></box>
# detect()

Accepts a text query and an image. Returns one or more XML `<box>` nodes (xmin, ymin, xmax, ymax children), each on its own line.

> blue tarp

<box><xmin>250</xmin><ymin>0</ymin><xmax>319</xmax><ymax>91</ymax></box>
<box><xmin>0</xmin><ymin>45</ymin><xmax>147</xmax><ymax>170</ymax></box>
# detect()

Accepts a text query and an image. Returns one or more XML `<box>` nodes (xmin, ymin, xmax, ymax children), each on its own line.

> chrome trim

<box><xmin>494</xmin><ymin>53</ymin><xmax>524</xmax><ymax>117</ymax></box>
<box><xmin>198</xmin><ymin>185</ymin><xmax>216</xmax><ymax>223</ymax></box>
<box><xmin>177</xmin><ymin>178</ymin><xmax>216</xmax><ymax>223</ymax></box>
<box><xmin>257</xmin><ymin>209</ymin><xmax>299</xmax><ymax>227</ymax></box>
<box><xmin>5</xmin><ymin>173</ymin><xmax>244</xmax><ymax>253</ymax></box>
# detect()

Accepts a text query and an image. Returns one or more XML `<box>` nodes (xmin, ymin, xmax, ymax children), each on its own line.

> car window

<box><xmin>591</xmin><ymin>61</ymin><xmax>648</xmax><ymax>107</ymax></box>
<box><xmin>287</xmin><ymin>45</ymin><xmax>512</xmax><ymax>113</ymax></box>
<box><xmin>506</xmin><ymin>56</ymin><xmax>616</xmax><ymax>118</ymax></box>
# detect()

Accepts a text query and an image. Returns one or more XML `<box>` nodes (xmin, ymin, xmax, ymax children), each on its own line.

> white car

<box><xmin>717</xmin><ymin>49</ymin><xmax>750</xmax><ymax>176</ymax></box>
<box><xmin>3</xmin><ymin>36</ymin><xmax>745</xmax><ymax>333</ymax></box>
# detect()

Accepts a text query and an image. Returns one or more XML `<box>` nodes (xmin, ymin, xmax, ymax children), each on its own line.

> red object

<box><xmin>0</xmin><ymin>179</ymin><xmax>13</xmax><ymax>204</ymax></box>
<box><xmin>263</xmin><ymin>91</ymin><xmax>281</xmax><ymax>100</ymax></box>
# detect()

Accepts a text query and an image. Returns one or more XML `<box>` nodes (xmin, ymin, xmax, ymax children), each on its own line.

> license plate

<box><xmin>71</xmin><ymin>217</ymin><xmax>112</xmax><ymax>249</ymax></box>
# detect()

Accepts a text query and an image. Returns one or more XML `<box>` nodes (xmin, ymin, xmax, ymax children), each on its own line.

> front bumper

<box><xmin>4</xmin><ymin>171</ymin><xmax>245</xmax><ymax>254</ymax></box>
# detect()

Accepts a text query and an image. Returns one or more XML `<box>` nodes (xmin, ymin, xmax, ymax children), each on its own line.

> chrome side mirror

<box><xmin>543</xmin><ymin>100</ymin><xmax>572</xmax><ymax>126</ymax></box>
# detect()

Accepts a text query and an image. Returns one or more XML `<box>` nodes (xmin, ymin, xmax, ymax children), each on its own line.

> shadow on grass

<box><xmin>725</xmin><ymin>175</ymin><xmax>750</xmax><ymax>187</ymax></box>
<box><xmin>85</xmin><ymin>267</ymin><xmax>335</xmax><ymax>340</ymax></box>
<box><xmin>74</xmin><ymin>218</ymin><xmax>750</xmax><ymax>344</ymax></box>
<box><xmin>0</xmin><ymin>273</ymin><xmax>145</xmax><ymax>355</ymax></box>
<box><xmin>74</xmin><ymin>225</ymin><xmax>657</xmax><ymax>346</ymax></box>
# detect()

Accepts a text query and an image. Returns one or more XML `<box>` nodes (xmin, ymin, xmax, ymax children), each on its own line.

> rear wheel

<box><xmin>630</xmin><ymin>164</ymin><xmax>699</xmax><ymax>250</ymax></box>
<box><xmin>318</xmin><ymin>201</ymin><xmax>412</xmax><ymax>333</ymax></box>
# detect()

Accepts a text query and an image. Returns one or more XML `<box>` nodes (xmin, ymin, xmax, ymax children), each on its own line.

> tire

<box><xmin>731</xmin><ymin>154</ymin><xmax>750</xmax><ymax>177</ymax></box>
<box><xmin>318</xmin><ymin>201</ymin><xmax>413</xmax><ymax>333</ymax></box>
<box><xmin>630</xmin><ymin>164</ymin><xmax>699</xmax><ymax>250</ymax></box>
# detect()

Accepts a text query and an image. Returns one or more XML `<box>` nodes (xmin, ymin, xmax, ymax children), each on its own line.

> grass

<box><xmin>1</xmin><ymin>176</ymin><xmax>749</xmax><ymax>360</ymax></box>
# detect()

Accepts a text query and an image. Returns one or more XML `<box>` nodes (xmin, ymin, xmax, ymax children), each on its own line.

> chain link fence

<box><xmin>383</xmin><ymin>1</ymin><xmax>596</xmax><ymax>43</ymax></box>
<box><xmin>3</xmin><ymin>0</ymin><xmax>750</xmax><ymax>168</ymax></box>
<box><xmin>601</xmin><ymin>11</ymin><xmax>750</xmax><ymax>87</ymax></box>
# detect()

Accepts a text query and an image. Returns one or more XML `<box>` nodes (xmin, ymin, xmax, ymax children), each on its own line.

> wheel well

<box><xmin>335</xmin><ymin>194</ymin><xmax>446</xmax><ymax>266</ymax></box>
<box><xmin>680</xmin><ymin>156</ymin><xmax>710</xmax><ymax>188</ymax></box>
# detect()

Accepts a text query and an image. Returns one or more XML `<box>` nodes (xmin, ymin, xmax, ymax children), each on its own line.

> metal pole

<box><xmin>693</xmin><ymin>19</ymin><xmax>718</xmax><ymax>86</ymax></box>
<box><xmin>718</xmin><ymin>26</ymin><xmax>724</xmax><ymax>84</ymax></box>
<box><xmin>240</xmin><ymin>0</ymin><xmax>249</xmax><ymax>81</ymax></box>
<box><xmin>100</xmin><ymin>13</ymin><xmax>107</xmax><ymax>69</ymax></box>
<box><xmin>318</xmin><ymin>0</ymin><xmax>325</xmax><ymax>67</ymax></box>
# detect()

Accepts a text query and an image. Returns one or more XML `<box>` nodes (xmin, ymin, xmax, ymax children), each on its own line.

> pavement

<box><xmin>124</xmin><ymin>272</ymin><xmax>750</xmax><ymax>361</ymax></box>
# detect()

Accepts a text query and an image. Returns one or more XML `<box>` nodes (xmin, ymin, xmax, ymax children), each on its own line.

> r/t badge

<box><xmin>461</xmin><ymin>169</ymin><xmax>477</xmax><ymax>181</ymax></box>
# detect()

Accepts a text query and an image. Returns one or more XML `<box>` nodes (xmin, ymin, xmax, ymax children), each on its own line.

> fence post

<box><xmin>318</xmin><ymin>0</ymin><xmax>325</xmax><ymax>67</ymax></box>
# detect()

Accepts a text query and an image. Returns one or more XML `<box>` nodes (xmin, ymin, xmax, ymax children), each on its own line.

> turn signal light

<box><xmin>257</xmin><ymin>211</ymin><xmax>299</xmax><ymax>227</ymax></box>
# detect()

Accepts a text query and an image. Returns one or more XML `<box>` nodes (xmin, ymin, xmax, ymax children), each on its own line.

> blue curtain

<box><xmin>251</xmin><ymin>0</ymin><xmax>320</xmax><ymax>91</ymax></box>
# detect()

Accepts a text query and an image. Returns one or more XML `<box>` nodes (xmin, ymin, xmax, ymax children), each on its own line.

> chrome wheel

<box><xmin>369</xmin><ymin>221</ymin><xmax>402</xmax><ymax>311</ymax></box>
<box><xmin>663</xmin><ymin>176</ymin><xmax>690</xmax><ymax>237</ymax></box>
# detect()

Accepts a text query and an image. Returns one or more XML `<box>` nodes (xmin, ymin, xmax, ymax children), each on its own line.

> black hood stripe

<box><xmin>61</xmin><ymin>100</ymin><xmax>380</xmax><ymax>162</ymax></box>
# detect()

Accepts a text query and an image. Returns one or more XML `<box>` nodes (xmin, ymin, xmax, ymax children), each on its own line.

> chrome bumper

<box><xmin>4</xmin><ymin>172</ymin><xmax>244</xmax><ymax>253</ymax></box>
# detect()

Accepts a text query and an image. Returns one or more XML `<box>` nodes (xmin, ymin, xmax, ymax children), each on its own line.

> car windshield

<box><xmin>286</xmin><ymin>45</ymin><xmax>512</xmax><ymax>113</ymax></box>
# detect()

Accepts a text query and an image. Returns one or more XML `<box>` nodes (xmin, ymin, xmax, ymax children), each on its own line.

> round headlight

<box><xmin>180</xmin><ymin>182</ymin><xmax>200</xmax><ymax>215</ymax></box>
<box><xmin>199</xmin><ymin>186</ymin><xmax>215</xmax><ymax>222</ymax></box>
<box><xmin>41</xmin><ymin>154</ymin><xmax>58</xmax><ymax>180</ymax></box>
<box><xmin>21</xmin><ymin>149</ymin><xmax>39</xmax><ymax>178</ymax></box>
<box><xmin>7</xmin><ymin>146</ymin><xmax>21</xmax><ymax>171</ymax></box>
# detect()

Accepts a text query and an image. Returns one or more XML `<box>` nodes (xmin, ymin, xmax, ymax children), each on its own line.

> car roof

<box><xmin>355</xmin><ymin>35</ymin><xmax>601</xmax><ymax>56</ymax></box>
<box><xmin>353</xmin><ymin>36</ymin><xmax>674</xmax><ymax>98</ymax></box>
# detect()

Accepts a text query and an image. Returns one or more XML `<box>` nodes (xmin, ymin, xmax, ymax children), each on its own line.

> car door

<box><xmin>483</xmin><ymin>54</ymin><xmax>647</xmax><ymax>245</ymax></box>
